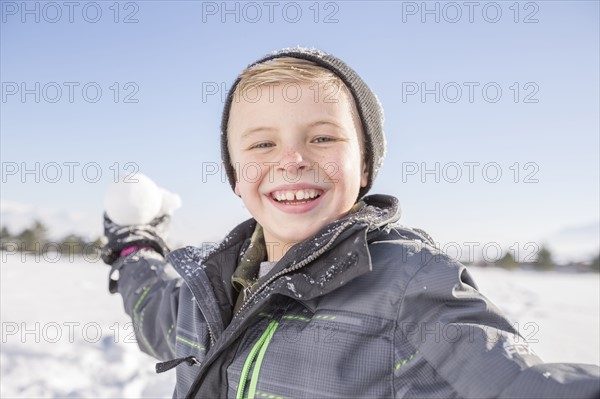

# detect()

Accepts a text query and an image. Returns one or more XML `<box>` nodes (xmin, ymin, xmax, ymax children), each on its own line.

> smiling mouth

<box><xmin>270</xmin><ymin>189</ymin><xmax>323</xmax><ymax>205</ymax></box>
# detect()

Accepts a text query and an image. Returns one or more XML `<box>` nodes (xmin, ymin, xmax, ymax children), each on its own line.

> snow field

<box><xmin>1</xmin><ymin>257</ymin><xmax>175</xmax><ymax>398</ymax></box>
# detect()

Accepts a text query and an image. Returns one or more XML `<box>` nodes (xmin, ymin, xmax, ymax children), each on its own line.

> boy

<box><xmin>102</xmin><ymin>47</ymin><xmax>600</xmax><ymax>398</ymax></box>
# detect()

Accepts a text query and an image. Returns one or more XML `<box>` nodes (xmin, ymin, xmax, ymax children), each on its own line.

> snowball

<box><xmin>159</xmin><ymin>187</ymin><xmax>182</xmax><ymax>216</ymax></box>
<box><xmin>104</xmin><ymin>174</ymin><xmax>181</xmax><ymax>226</ymax></box>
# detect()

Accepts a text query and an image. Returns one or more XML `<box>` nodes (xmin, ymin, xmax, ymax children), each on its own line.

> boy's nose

<box><xmin>278</xmin><ymin>148</ymin><xmax>310</xmax><ymax>175</ymax></box>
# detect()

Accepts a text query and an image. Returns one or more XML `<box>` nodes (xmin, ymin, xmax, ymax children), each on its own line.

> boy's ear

<box><xmin>360</xmin><ymin>161</ymin><xmax>369</xmax><ymax>188</ymax></box>
<box><xmin>234</xmin><ymin>181</ymin><xmax>241</xmax><ymax>197</ymax></box>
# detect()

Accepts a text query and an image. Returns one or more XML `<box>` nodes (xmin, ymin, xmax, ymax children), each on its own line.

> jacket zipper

<box><xmin>205</xmin><ymin>319</ymin><xmax>216</xmax><ymax>346</ymax></box>
<box><xmin>234</xmin><ymin>220</ymin><xmax>353</xmax><ymax>318</ymax></box>
<box><xmin>236</xmin><ymin>320</ymin><xmax>279</xmax><ymax>399</ymax></box>
<box><xmin>185</xmin><ymin>280</ymin><xmax>217</xmax><ymax>346</ymax></box>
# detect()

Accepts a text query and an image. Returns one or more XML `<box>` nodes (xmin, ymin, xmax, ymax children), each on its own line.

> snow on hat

<box><xmin>220</xmin><ymin>47</ymin><xmax>386</xmax><ymax>200</ymax></box>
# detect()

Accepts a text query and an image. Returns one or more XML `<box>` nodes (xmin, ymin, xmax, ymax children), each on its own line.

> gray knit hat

<box><xmin>220</xmin><ymin>47</ymin><xmax>386</xmax><ymax>200</ymax></box>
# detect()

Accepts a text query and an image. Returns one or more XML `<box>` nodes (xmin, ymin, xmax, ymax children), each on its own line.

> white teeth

<box><xmin>272</xmin><ymin>189</ymin><xmax>320</xmax><ymax>202</ymax></box>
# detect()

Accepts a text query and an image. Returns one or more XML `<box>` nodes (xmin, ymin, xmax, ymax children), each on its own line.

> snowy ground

<box><xmin>468</xmin><ymin>267</ymin><xmax>599</xmax><ymax>366</ymax></box>
<box><xmin>1</xmin><ymin>256</ymin><xmax>176</xmax><ymax>399</ymax></box>
<box><xmin>1</xmin><ymin>256</ymin><xmax>598</xmax><ymax>398</ymax></box>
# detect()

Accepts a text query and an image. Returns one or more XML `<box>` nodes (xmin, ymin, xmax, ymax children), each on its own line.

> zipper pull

<box><xmin>156</xmin><ymin>356</ymin><xmax>200</xmax><ymax>373</ymax></box>
<box><xmin>243</xmin><ymin>286</ymin><xmax>252</xmax><ymax>302</ymax></box>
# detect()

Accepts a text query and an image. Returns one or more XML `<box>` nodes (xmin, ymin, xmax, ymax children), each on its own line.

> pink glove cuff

<box><xmin>120</xmin><ymin>246</ymin><xmax>153</xmax><ymax>257</ymax></box>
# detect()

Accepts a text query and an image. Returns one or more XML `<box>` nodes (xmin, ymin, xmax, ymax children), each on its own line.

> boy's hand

<box><xmin>101</xmin><ymin>212</ymin><xmax>171</xmax><ymax>265</ymax></box>
<box><xmin>101</xmin><ymin>174</ymin><xmax>181</xmax><ymax>265</ymax></box>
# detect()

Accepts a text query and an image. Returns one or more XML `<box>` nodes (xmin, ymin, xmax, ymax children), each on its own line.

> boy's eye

<box><xmin>312</xmin><ymin>136</ymin><xmax>336</xmax><ymax>143</ymax></box>
<box><xmin>249</xmin><ymin>142</ymin><xmax>274</xmax><ymax>149</ymax></box>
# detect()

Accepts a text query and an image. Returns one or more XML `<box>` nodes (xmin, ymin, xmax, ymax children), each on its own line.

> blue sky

<box><xmin>1</xmin><ymin>1</ymin><xmax>599</xmax><ymax>261</ymax></box>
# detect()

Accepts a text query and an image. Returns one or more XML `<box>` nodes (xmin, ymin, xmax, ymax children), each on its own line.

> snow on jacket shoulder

<box><xmin>109</xmin><ymin>194</ymin><xmax>600</xmax><ymax>398</ymax></box>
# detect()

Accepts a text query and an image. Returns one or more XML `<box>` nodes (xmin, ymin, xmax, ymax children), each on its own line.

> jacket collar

<box><xmin>233</xmin><ymin>194</ymin><xmax>402</xmax><ymax>318</ymax></box>
<box><xmin>231</xmin><ymin>199</ymin><xmax>372</xmax><ymax>296</ymax></box>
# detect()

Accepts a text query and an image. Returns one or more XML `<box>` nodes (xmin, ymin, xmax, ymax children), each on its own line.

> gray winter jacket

<box><xmin>109</xmin><ymin>194</ymin><xmax>600</xmax><ymax>398</ymax></box>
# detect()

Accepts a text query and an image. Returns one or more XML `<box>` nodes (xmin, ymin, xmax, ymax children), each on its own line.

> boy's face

<box><xmin>228</xmin><ymin>81</ymin><xmax>368</xmax><ymax>261</ymax></box>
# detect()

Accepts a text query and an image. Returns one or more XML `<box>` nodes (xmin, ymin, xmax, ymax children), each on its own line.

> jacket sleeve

<box><xmin>394</xmin><ymin>245</ymin><xmax>600</xmax><ymax>399</ymax></box>
<box><xmin>109</xmin><ymin>248</ymin><xmax>182</xmax><ymax>361</ymax></box>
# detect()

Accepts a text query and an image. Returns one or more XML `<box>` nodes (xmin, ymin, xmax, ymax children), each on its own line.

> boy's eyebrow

<box><xmin>241</xmin><ymin>121</ymin><xmax>342</xmax><ymax>138</ymax></box>
<box><xmin>305</xmin><ymin>120</ymin><xmax>343</xmax><ymax>130</ymax></box>
<box><xmin>241</xmin><ymin>127</ymin><xmax>277</xmax><ymax>138</ymax></box>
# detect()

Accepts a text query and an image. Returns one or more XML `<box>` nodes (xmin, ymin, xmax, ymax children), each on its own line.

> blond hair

<box><xmin>231</xmin><ymin>57</ymin><xmax>363</xmax><ymax>140</ymax></box>
<box><xmin>236</xmin><ymin>57</ymin><xmax>341</xmax><ymax>94</ymax></box>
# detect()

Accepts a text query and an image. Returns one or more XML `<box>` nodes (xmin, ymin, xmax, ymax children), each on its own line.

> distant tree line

<box><xmin>0</xmin><ymin>220</ymin><xmax>103</xmax><ymax>257</ymax></box>
<box><xmin>1</xmin><ymin>220</ymin><xmax>598</xmax><ymax>272</ymax></box>
<box><xmin>478</xmin><ymin>245</ymin><xmax>599</xmax><ymax>273</ymax></box>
